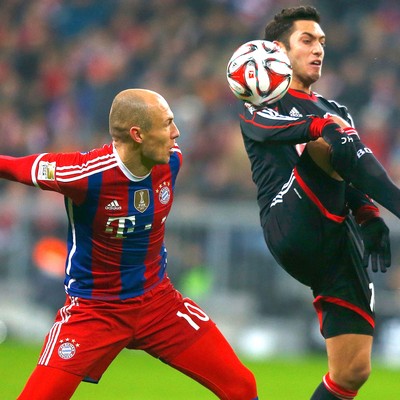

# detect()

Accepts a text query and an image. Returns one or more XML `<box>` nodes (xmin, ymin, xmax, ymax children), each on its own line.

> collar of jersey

<box><xmin>288</xmin><ymin>88</ymin><xmax>318</xmax><ymax>102</ymax></box>
<box><xmin>112</xmin><ymin>144</ymin><xmax>151</xmax><ymax>182</ymax></box>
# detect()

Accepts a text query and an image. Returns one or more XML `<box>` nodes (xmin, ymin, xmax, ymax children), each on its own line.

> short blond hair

<box><xmin>109</xmin><ymin>90</ymin><xmax>153</xmax><ymax>141</ymax></box>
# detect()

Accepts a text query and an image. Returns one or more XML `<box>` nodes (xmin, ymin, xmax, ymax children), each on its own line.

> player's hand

<box><xmin>321</xmin><ymin>122</ymin><xmax>357</xmax><ymax>173</ymax></box>
<box><xmin>360</xmin><ymin>217</ymin><xmax>391</xmax><ymax>272</ymax></box>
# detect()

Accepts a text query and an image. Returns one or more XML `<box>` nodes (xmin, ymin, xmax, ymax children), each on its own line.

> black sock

<box><xmin>310</xmin><ymin>382</ymin><xmax>340</xmax><ymax>399</ymax></box>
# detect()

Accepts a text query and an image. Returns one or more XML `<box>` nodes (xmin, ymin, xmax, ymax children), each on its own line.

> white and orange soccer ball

<box><xmin>226</xmin><ymin>40</ymin><xmax>292</xmax><ymax>106</ymax></box>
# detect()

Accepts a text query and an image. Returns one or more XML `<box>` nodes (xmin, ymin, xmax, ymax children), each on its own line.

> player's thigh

<box><xmin>265</xmin><ymin>150</ymin><xmax>347</xmax><ymax>286</ymax></box>
<box><xmin>168</xmin><ymin>325</ymin><xmax>257</xmax><ymax>399</ymax></box>
<box><xmin>169</xmin><ymin>324</ymin><xmax>250</xmax><ymax>377</ymax></box>
<box><xmin>18</xmin><ymin>365</ymin><xmax>82</xmax><ymax>400</ymax></box>
<box><xmin>313</xmin><ymin>240</ymin><xmax>375</xmax><ymax>338</ymax></box>
<box><xmin>265</xmin><ymin>183</ymin><xmax>344</xmax><ymax>286</ymax></box>
<box><xmin>38</xmin><ymin>296</ymin><xmax>132</xmax><ymax>382</ymax></box>
<box><xmin>131</xmin><ymin>283</ymin><xmax>216</xmax><ymax>362</ymax></box>
<box><xmin>132</xmin><ymin>283</ymin><xmax>257</xmax><ymax>397</ymax></box>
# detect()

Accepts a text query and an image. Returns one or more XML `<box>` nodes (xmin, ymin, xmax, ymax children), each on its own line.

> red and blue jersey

<box><xmin>3</xmin><ymin>143</ymin><xmax>182</xmax><ymax>300</ymax></box>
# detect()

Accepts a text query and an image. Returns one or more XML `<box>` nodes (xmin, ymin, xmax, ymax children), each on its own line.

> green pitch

<box><xmin>1</xmin><ymin>340</ymin><xmax>399</xmax><ymax>399</ymax></box>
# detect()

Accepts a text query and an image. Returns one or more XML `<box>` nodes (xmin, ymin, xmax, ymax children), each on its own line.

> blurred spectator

<box><xmin>0</xmin><ymin>0</ymin><xmax>399</xmax><ymax>325</ymax></box>
<box><xmin>0</xmin><ymin>0</ymin><xmax>399</xmax><ymax>201</ymax></box>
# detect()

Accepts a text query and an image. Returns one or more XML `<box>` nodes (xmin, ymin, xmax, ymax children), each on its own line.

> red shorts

<box><xmin>37</xmin><ymin>276</ymin><xmax>215</xmax><ymax>382</ymax></box>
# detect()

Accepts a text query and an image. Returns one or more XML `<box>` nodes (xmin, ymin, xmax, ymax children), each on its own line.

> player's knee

<box><xmin>223</xmin><ymin>367</ymin><xmax>257</xmax><ymax>400</ymax></box>
<box><xmin>346</xmin><ymin>362</ymin><xmax>371</xmax><ymax>389</ymax></box>
<box><xmin>332</xmin><ymin>360</ymin><xmax>371</xmax><ymax>391</ymax></box>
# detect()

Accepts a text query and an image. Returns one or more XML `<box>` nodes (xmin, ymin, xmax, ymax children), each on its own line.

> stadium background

<box><xmin>0</xmin><ymin>0</ymin><xmax>400</xmax><ymax>393</ymax></box>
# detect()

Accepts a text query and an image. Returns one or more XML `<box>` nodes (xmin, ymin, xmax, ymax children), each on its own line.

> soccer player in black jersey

<box><xmin>239</xmin><ymin>6</ymin><xmax>399</xmax><ymax>400</ymax></box>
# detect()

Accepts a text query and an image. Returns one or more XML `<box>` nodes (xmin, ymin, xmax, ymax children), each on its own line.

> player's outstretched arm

<box><xmin>0</xmin><ymin>154</ymin><xmax>38</xmax><ymax>185</ymax></box>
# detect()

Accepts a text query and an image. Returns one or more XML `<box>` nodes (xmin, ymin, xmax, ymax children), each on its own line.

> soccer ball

<box><xmin>226</xmin><ymin>40</ymin><xmax>292</xmax><ymax>106</ymax></box>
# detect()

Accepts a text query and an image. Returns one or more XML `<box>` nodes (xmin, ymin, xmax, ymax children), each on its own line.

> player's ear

<box><xmin>273</xmin><ymin>40</ymin><xmax>287</xmax><ymax>53</ymax></box>
<box><xmin>130</xmin><ymin>126</ymin><xmax>143</xmax><ymax>143</ymax></box>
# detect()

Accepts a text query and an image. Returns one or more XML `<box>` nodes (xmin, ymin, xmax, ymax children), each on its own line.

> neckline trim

<box><xmin>112</xmin><ymin>144</ymin><xmax>151</xmax><ymax>182</ymax></box>
<box><xmin>288</xmin><ymin>88</ymin><xmax>318</xmax><ymax>101</ymax></box>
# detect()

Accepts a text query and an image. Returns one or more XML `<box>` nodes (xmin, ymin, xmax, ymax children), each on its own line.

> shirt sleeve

<box><xmin>239</xmin><ymin>102</ymin><xmax>315</xmax><ymax>144</ymax></box>
<box><xmin>0</xmin><ymin>153</ymin><xmax>42</xmax><ymax>186</ymax></box>
<box><xmin>0</xmin><ymin>151</ymin><xmax>92</xmax><ymax>204</ymax></box>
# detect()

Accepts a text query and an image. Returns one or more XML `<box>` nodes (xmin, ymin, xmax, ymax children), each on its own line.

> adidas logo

<box><xmin>105</xmin><ymin>200</ymin><xmax>122</xmax><ymax>210</ymax></box>
<box><xmin>289</xmin><ymin>107</ymin><xmax>303</xmax><ymax>117</ymax></box>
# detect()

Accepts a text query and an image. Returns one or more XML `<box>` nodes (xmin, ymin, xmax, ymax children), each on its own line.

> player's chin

<box><xmin>310</xmin><ymin>70</ymin><xmax>321</xmax><ymax>82</ymax></box>
<box><xmin>157</xmin><ymin>155</ymin><xmax>171</xmax><ymax>164</ymax></box>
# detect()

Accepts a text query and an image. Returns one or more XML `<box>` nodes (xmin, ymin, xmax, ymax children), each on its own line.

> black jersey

<box><xmin>239</xmin><ymin>88</ymin><xmax>373</xmax><ymax>224</ymax></box>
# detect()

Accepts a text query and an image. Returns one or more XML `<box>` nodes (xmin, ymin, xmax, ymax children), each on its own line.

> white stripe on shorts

<box><xmin>38</xmin><ymin>297</ymin><xmax>79</xmax><ymax>366</ymax></box>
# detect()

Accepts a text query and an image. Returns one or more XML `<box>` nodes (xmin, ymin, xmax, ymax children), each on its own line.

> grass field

<box><xmin>1</xmin><ymin>340</ymin><xmax>399</xmax><ymax>399</ymax></box>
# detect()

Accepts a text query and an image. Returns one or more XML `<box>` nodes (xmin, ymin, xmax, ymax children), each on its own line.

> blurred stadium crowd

<box><xmin>1</xmin><ymin>1</ymin><xmax>400</xmax><ymax>354</ymax></box>
<box><xmin>1</xmin><ymin>0</ymin><xmax>400</xmax><ymax>201</ymax></box>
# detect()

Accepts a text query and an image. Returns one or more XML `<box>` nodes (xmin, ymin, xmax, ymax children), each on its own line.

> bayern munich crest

<box><xmin>157</xmin><ymin>182</ymin><xmax>171</xmax><ymax>205</ymax></box>
<box><xmin>58</xmin><ymin>339</ymin><xmax>79</xmax><ymax>360</ymax></box>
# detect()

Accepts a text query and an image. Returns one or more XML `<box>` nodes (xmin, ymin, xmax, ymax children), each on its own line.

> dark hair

<box><xmin>264</xmin><ymin>6</ymin><xmax>320</xmax><ymax>48</ymax></box>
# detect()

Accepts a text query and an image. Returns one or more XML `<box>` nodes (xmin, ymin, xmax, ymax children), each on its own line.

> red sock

<box><xmin>323</xmin><ymin>372</ymin><xmax>358</xmax><ymax>400</ymax></box>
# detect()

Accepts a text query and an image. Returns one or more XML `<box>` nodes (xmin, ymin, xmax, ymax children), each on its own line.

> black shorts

<box><xmin>264</xmin><ymin>149</ymin><xmax>374</xmax><ymax>338</ymax></box>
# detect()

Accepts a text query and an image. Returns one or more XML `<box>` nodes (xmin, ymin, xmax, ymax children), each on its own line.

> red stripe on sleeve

<box><xmin>354</xmin><ymin>204</ymin><xmax>380</xmax><ymax>225</ymax></box>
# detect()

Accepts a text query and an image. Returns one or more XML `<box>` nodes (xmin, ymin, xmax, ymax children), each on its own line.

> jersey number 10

<box><xmin>176</xmin><ymin>302</ymin><xmax>210</xmax><ymax>330</ymax></box>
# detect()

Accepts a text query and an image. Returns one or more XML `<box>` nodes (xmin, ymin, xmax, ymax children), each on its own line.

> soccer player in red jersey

<box><xmin>0</xmin><ymin>89</ymin><xmax>258</xmax><ymax>400</ymax></box>
<box><xmin>238</xmin><ymin>6</ymin><xmax>400</xmax><ymax>400</ymax></box>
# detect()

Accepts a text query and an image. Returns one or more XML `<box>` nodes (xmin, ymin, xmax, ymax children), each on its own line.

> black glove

<box><xmin>322</xmin><ymin>123</ymin><xmax>358</xmax><ymax>175</ymax></box>
<box><xmin>360</xmin><ymin>217</ymin><xmax>391</xmax><ymax>272</ymax></box>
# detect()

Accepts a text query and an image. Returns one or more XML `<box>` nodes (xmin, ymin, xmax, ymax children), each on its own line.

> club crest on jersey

<box><xmin>38</xmin><ymin>161</ymin><xmax>56</xmax><ymax>181</ymax></box>
<box><xmin>156</xmin><ymin>181</ymin><xmax>171</xmax><ymax>205</ymax></box>
<box><xmin>58</xmin><ymin>338</ymin><xmax>79</xmax><ymax>360</ymax></box>
<box><xmin>134</xmin><ymin>189</ymin><xmax>150</xmax><ymax>213</ymax></box>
